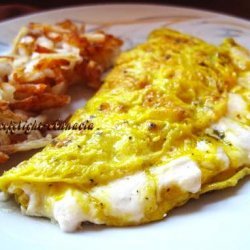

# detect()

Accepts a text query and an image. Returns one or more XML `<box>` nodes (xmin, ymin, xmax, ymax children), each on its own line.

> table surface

<box><xmin>0</xmin><ymin>1</ymin><xmax>249</xmax><ymax>21</ymax></box>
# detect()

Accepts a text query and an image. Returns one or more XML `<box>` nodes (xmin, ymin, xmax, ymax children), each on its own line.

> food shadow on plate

<box><xmin>0</xmin><ymin>149</ymin><xmax>40</xmax><ymax>175</ymax></box>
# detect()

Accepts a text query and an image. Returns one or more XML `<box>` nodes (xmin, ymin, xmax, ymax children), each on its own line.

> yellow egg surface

<box><xmin>1</xmin><ymin>28</ymin><xmax>250</xmax><ymax>232</ymax></box>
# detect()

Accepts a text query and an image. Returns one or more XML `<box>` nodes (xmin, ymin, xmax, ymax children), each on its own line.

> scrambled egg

<box><xmin>1</xmin><ymin>28</ymin><xmax>250</xmax><ymax>232</ymax></box>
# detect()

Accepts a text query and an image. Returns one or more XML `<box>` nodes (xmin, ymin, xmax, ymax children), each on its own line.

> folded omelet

<box><xmin>1</xmin><ymin>28</ymin><xmax>250</xmax><ymax>232</ymax></box>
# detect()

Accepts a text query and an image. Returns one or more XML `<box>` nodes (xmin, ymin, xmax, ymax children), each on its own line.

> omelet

<box><xmin>1</xmin><ymin>28</ymin><xmax>250</xmax><ymax>232</ymax></box>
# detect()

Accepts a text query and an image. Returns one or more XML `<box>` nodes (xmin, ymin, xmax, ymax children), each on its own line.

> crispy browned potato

<box><xmin>0</xmin><ymin>20</ymin><xmax>122</xmax><ymax>163</ymax></box>
<box><xmin>10</xmin><ymin>93</ymin><xmax>70</xmax><ymax>111</ymax></box>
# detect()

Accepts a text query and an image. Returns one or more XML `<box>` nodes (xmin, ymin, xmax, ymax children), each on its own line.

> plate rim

<box><xmin>0</xmin><ymin>3</ymin><xmax>250</xmax><ymax>249</ymax></box>
<box><xmin>0</xmin><ymin>3</ymin><xmax>249</xmax><ymax>27</ymax></box>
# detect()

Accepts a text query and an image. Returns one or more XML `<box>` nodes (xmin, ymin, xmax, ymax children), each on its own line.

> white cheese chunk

<box><xmin>151</xmin><ymin>156</ymin><xmax>201</xmax><ymax>194</ymax></box>
<box><xmin>196</xmin><ymin>140</ymin><xmax>210</xmax><ymax>152</ymax></box>
<box><xmin>92</xmin><ymin>172</ymin><xmax>147</xmax><ymax>222</ymax></box>
<box><xmin>227</xmin><ymin>93</ymin><xmax>247</xmax><ymax>118</ymax></box>
<box><xmin>212</xmin><ymin>117</ymin><xmax>250</xmax><ymax>164</ymax></box>
<box><xmin>212</xmin><ymin>118</ymin><xmax>250</xmax><ymax>151</ymax></box>
<box><xmin>53</xmin><ymin>191</ymin><xmax>87</xmax><ymax>232</ymax></box>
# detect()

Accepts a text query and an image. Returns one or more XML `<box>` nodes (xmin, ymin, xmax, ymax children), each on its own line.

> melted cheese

<box><xmin>53</xmin><ymin>191</ymin><xmax>88</xmax><ymax>232</ymax></box>
<box><xmin>227</xmin><ymin>93</ymin><xmax>247</xmax><ymax>118</ymax></box>
<box><xmin>212</xmin><ymin>118</ymin><xmax>250</xmax><ymax>165</ymax></box>
<box><xmin>92</xmin><ymin>172</ymin><xmax>147</xmax><ymax>222</ymax></box>
<box><xmin>54</xmin><ymin>156</ymin><xmax>201</xmax><ymax>231</ymax></box>
<box><xmin>151</xmin><ymin>157</ymin><xmax>201</xmax><ymax>194</ymax></box>
<box><xmin>213</xmin><ymin>118</ymin><xmax>250</xmax><ymax>152</ymax></box>
<box><xmin>11</xmin><ymin>155</ymin><xmax>202</xmax><ymax>232</ymax></box>
<box><xmin>196</xmin><ymin>140</ymin><xmax>210</xmax><ymax>152</ymax></box>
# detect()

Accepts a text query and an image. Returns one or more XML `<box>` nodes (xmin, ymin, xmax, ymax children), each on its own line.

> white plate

<box><xmin>0</xmin><ymin>4</ymin><xmax>250</xmax><ymax>250</ymax></box>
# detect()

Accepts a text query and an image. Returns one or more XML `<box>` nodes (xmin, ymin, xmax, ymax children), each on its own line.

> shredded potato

<box><xmin>0</xmin><ymin>20</ymin><xmax>122</xmax><ymax>163</ymax></box>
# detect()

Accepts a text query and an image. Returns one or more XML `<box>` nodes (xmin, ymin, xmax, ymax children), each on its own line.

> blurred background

<box><xmin>0</xmin><ymin>0</ymin><xmax>249</xmax><ymax>21</ymax></box>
